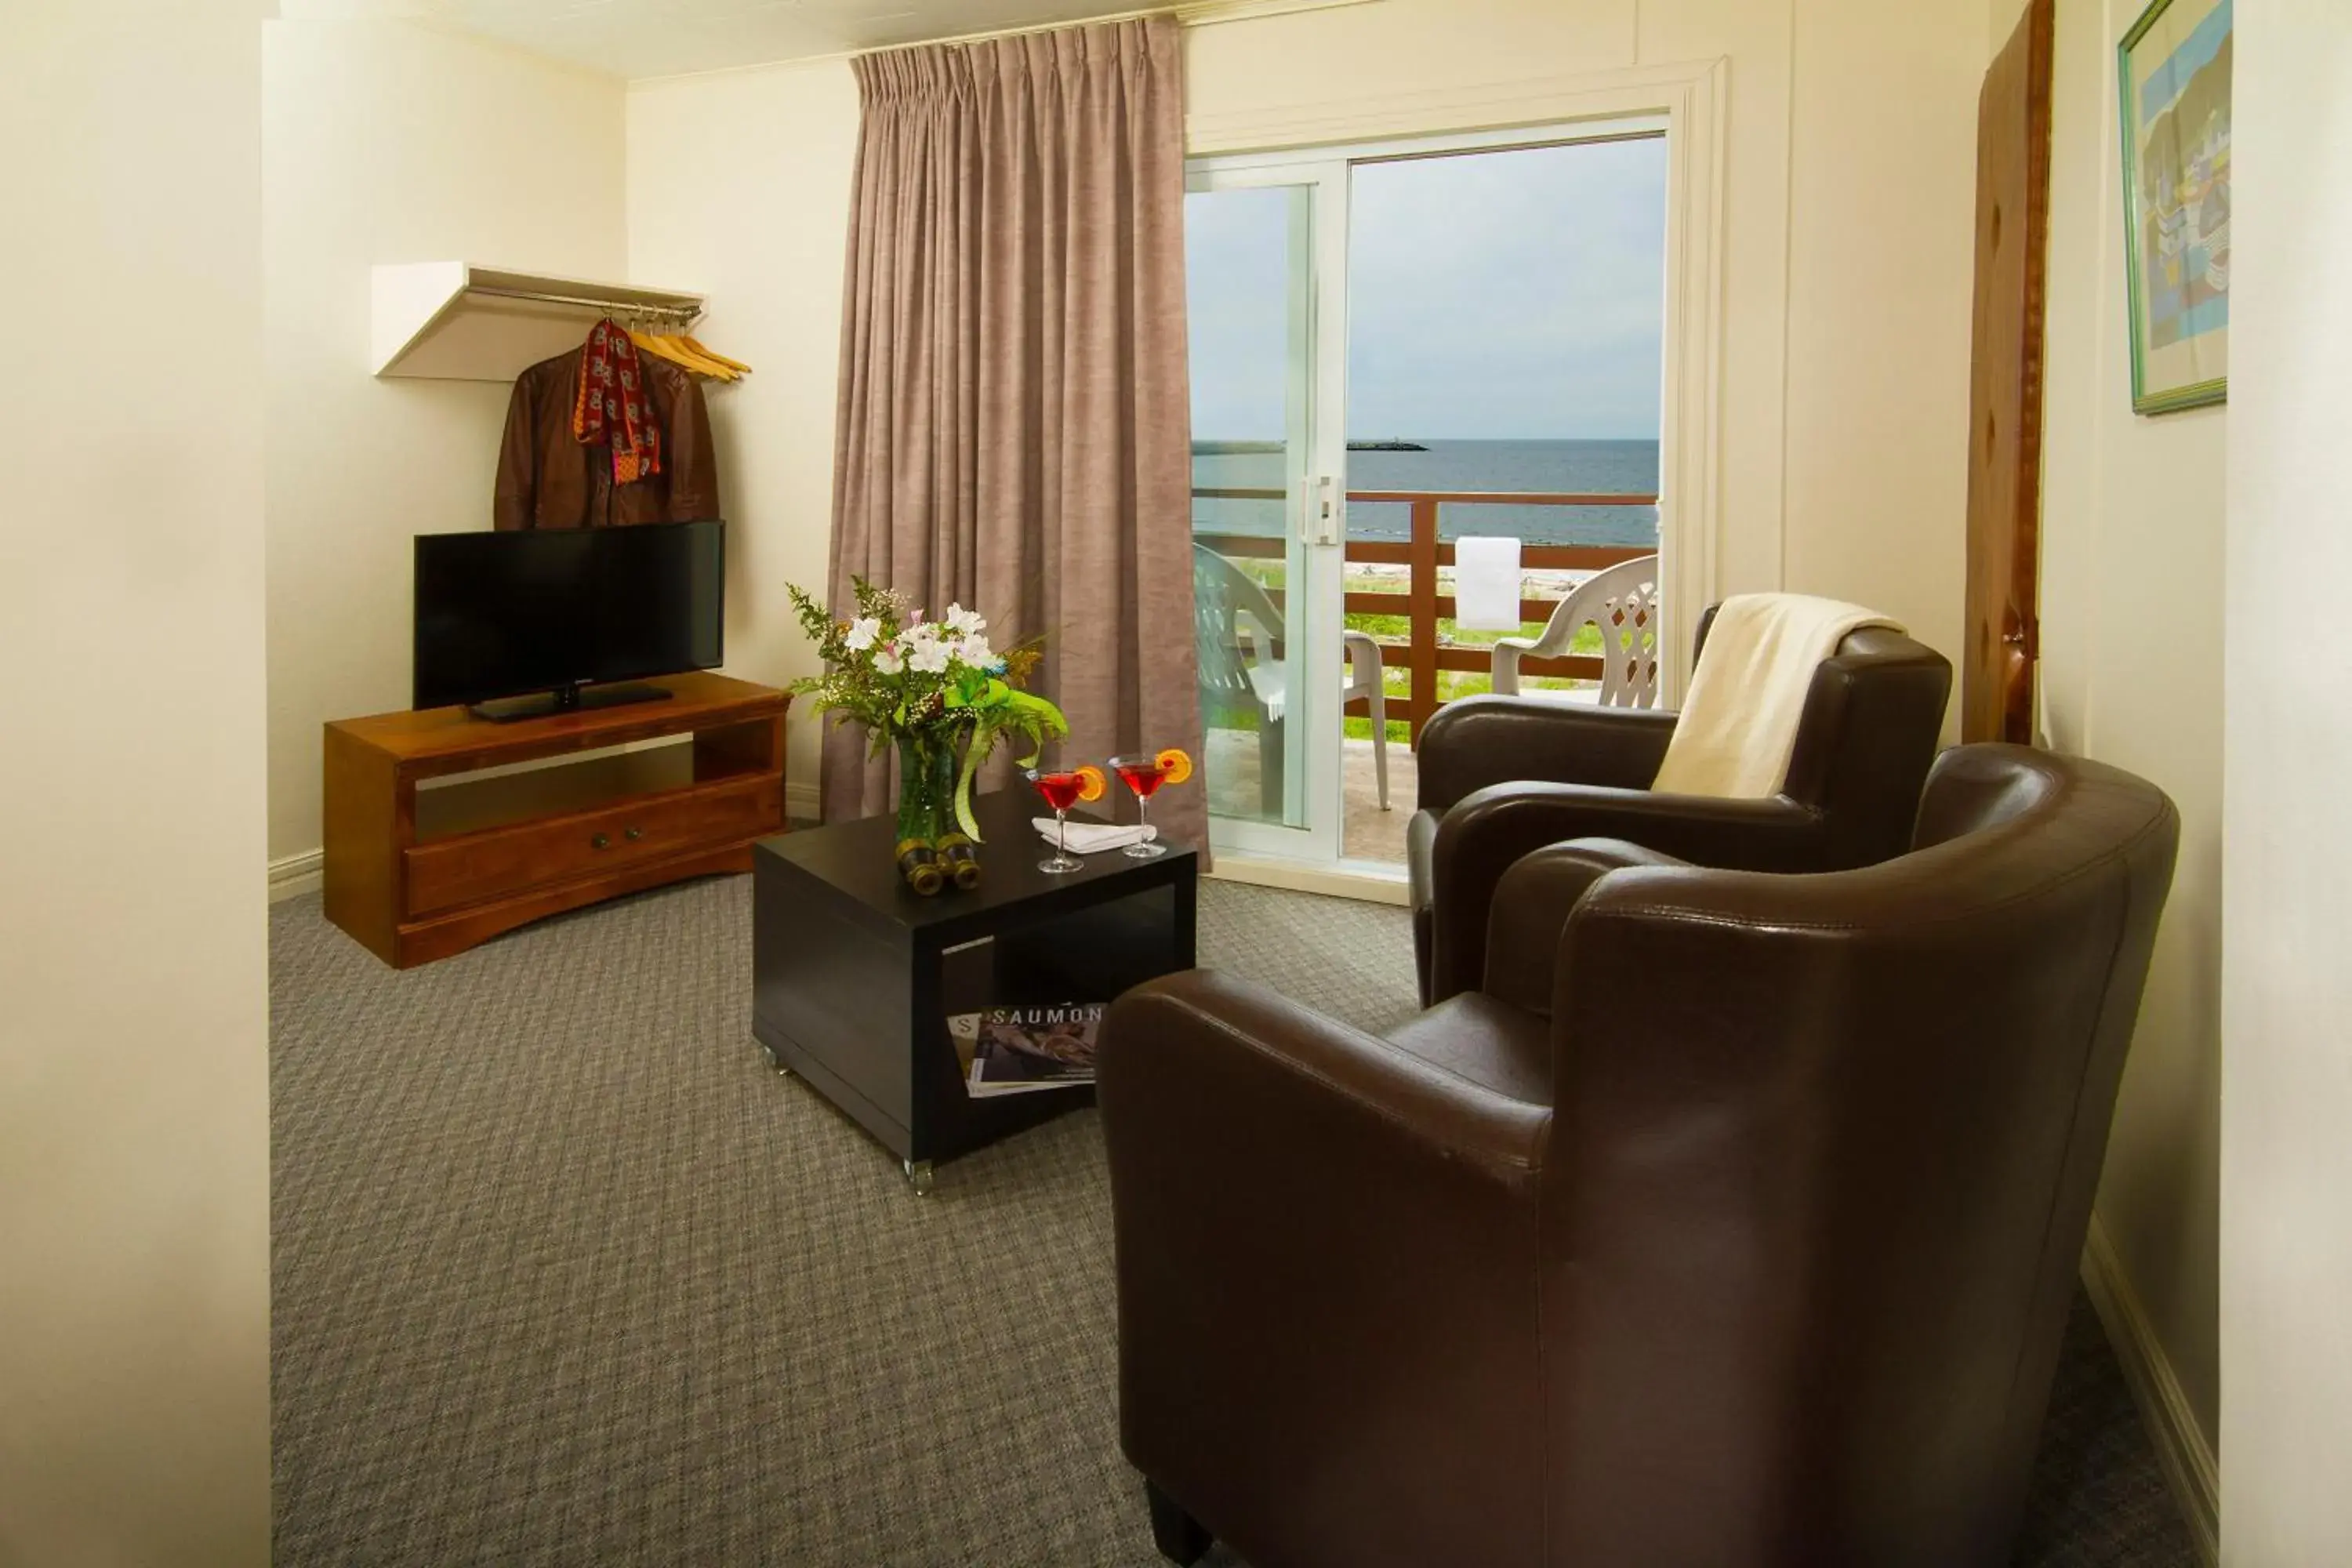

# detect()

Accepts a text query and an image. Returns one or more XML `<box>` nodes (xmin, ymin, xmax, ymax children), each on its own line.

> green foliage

<box><xmin>787</xmin><ymin>577</ymin><xmax>1068</xmax><ymax>843</ymax></box>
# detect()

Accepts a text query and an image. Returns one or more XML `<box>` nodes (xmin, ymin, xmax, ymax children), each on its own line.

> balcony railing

<box><xmin>1194</xmin><ymin>488</ymin><xmax>1658</xmax><ymax>741</ymax></box>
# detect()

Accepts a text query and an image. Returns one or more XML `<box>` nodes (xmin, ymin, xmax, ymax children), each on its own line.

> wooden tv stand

<box><xmin>323</xmin><ymin>672</ymin><xmax>790</xmax><ymax>968</ymax></box>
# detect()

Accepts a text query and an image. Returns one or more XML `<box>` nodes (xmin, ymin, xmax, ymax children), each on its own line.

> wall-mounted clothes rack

<box><xmin>371</xmin><ymin>263</ymin><xmax>708</xmax><ymax>382</ymax></box>
<box><xmin>463</xmin><ymin>283</ymin><xmax>702</xmax><ymax>321</ymax></box>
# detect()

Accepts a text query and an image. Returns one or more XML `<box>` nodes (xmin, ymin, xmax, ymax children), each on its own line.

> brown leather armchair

<box><xmin>1408</xmin><ymin>611</ymin><xmax>1951</xmax><ymax>1004</ymax></box>
<box><xmin>1100</xmin><ymin>745</ymin><xmax>2178</xmax><ymax>1568</ymax></box>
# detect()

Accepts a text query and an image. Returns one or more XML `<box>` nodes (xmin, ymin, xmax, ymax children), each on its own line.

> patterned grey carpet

<box><xmin>271</xmin><ymin>875</ymin><xmax>2195</xmax><ymax>1566</ymax></box>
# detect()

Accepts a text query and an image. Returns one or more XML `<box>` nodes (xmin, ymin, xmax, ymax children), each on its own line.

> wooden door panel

<box><xmin>1963</xmin><ymin>0</ymin><xmax>2054</xmax><ymax>745</ymax></box>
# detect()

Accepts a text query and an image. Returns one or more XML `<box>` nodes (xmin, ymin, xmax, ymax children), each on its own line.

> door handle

<box><xmin>1302</xmin><ymin>474</ymin><xmax>1340</xmax><ymax>546</ymax></box>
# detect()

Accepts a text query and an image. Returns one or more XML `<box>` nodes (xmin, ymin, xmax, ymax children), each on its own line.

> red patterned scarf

<box><xmin>572</xmin><ymin>318</ymin><xmax>662</xmax><ymax>484</ymax></box>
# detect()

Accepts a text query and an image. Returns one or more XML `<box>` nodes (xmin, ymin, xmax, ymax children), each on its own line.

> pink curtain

<box><xmin>822</xmin><ymin>17</ymin><xmax>1203</xmax><ymax>855</ymax></box>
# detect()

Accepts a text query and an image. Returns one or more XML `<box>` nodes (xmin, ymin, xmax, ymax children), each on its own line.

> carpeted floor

<box><xmin>272</xmin><ymin>875</ymin><xmax>2196</xmax><ymax>1566</ymax></box>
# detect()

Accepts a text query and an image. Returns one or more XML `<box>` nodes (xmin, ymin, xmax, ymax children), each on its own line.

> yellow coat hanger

<box><xmin>652</xmin><ymin>332</ymin><xmax>739</xmax><ymax>380</ymax></box>
<box><xmin>679</xmin><ymin>335</ymin><xmax>753</xmax><ymax>376</ymax></box>
<box><xmin>628</xmin><ymin>325</ymin><xmax>702</xmax><ymax>374</ymax></box>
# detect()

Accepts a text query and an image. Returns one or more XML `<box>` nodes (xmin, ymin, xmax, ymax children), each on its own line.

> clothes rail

<box><xmin>469</xmin><ymin>285</ymin><xmax>702</xmax><ymax>320</ymax></box>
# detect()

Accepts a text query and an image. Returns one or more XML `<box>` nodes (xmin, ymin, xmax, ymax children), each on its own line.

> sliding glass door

<box><xmin>1187</xmin><ymin>121</ymin><xmax>1671</xmax><ymax>877</ymax></box>
<box><xmin>1184</xmin><ymin>161</ymin><xmax>1348</xmax><ymax>864</ymax></box>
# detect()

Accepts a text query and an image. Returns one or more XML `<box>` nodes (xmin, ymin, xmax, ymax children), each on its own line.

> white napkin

<box><xmin>1033</xmin><ymin>818</ymin><xmax>1158</xmax><ymax>855</ymax></box>
<box><xmin>1452</xmin><ymin>535</ymin><xmax>1523</xmax><ymax>630</ymax></box>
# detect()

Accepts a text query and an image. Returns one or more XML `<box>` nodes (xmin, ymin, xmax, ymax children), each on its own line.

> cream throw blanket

<box><xmin>1649</xmin><ymin>593</ymin><xmax>1903</xmax><ymax>799</ymax></box>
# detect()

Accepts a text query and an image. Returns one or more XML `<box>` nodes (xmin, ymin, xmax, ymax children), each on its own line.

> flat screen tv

<box><xmin>413</xmin><ymin>519</ymin><xmax>724</xmax><ymax>720</ymax></box>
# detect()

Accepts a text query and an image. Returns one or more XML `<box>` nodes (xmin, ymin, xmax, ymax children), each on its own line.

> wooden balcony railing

<box><xmin>1194</xmin><ymin>488</ymin><xmax>1658</xmax><ymax>741</ymax></box>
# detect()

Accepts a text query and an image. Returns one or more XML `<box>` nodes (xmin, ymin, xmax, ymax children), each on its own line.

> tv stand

<box><xmin>468</xmin><ymin>680</ymin><xmax>673</xmax><ymax>724</ymax></box>
<box><xmin>324</xmin><ymin>671</ymin><xmax>789</xmax><ymax>967</ymax></box>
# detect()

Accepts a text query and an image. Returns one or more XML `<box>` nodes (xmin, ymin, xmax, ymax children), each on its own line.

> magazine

<box><xmin>946</xmin><ymin>1003</ymin><xmax>1105</xmax><ymax>1098</ymax></box>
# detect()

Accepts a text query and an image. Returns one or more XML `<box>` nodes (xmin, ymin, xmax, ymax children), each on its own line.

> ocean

<box><xmin>1190</xmin><ymin>437</ymin><xmax>1661</xmax><ymax>548</ymax></box>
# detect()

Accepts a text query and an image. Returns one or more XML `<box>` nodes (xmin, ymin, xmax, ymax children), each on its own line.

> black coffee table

<box><xmin>750</xmin><ymin>789</ymin><xmax>1197</xmax><ymax>1192</ymax></box>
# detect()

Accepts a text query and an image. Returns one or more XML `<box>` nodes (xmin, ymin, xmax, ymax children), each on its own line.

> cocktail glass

<box><xmin>1027</xmin><ymin>768</ymin><xmax>1087</xmax><ymax>873</ymax></box>
<box><xmin>1108</xmin><ymin>754</ymin><xmax>1171</xmax><ymax>858</ymax></box>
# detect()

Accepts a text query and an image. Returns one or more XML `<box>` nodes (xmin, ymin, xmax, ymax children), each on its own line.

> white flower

<box><xmin>908</xmin><ymin>637</ymin><xmax>953</xmax><ymax>674</ymax></box>
<box><xmin>872</xmin><ymin>642</ymin><xmax>906</xmax><ymax>676</ymax></box>
<box><xmin>943</xmin><ymin>604</ymin><xmax>986</xmax><ymax>637</ymax></box>
<box><xmin>954</xmin><ymin>633</ymin><xmax>995</xmax><ymax>669</ymax></box>
<box><xmin>843</xmin><ymin>616</ymin><xmax>881</xmax><ymax>652</ymax></box>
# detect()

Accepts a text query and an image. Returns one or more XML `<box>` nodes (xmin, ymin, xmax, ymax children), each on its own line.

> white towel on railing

<box><xmin>1454</xmin><ymin>535</ymin><xmax>1523</xmax><ymax>630</ymax></box>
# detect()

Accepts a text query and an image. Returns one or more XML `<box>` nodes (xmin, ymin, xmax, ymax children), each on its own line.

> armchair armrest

<box><xmin>1101</xmin><ymin>971</ymin><xmax>1551</xmax><ymax>1183</ymax></box>
<box><xmin>1417</xmin><ymin>695</ymin><xmax>1678</xmax><ymax>812</ymax></box>
<box><xmin>1428</xmin><ymin>784</ymin><xmax>1828</xmax><ymax>1003</ymax></box>
<box><xmin>1097</xmin><ymin>971</ymin><xmax>1555</xmax><ymax>1530</ymax></box>
<box><xmin>1479</xmin><ymin>839</ymin><xmax>1691</xmax><ymax>1019</ymax></box>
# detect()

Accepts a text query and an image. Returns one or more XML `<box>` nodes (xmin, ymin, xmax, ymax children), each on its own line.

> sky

<box><xmin>1185</xmin><ymin>135</ymin><xmax>1670</xmax><ymax>442</ymax></box>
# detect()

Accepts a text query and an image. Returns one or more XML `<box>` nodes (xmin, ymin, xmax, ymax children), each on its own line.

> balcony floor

<box><xmin>1202</xmin><ymin>729</ymin><xmax>1416</xmax><ymax>867</ymax></box>
<box><xmin>1341</xmin><ymin>737</ymin><xmax>1413</xmax><ymax>865</ymax></box>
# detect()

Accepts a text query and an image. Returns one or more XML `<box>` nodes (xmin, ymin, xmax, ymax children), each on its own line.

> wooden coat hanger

<box><xmin>654</xmin><ymin>330</ymin><xmax>739</xmax><ymax>380</ymax></box>
<box><xmin>678</xmin><ymin>334</ymin><xmax>753</xmax><ymax>376</ymax></box>
<box><xmin>624</xmin><ymin>307</ymin><xmax>735</xmax><ymax>380</ymax></box>
<box><xmin>626</xmin><ymin>312</ymin><xmax>707</xmax><ymax>375</ymax></box>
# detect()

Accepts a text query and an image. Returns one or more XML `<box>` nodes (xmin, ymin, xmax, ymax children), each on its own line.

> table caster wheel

<box><xmin>903</xmin><ymin>1160</ymin><xmax>935</xmax><ymax>1196</ymax></box>
<box><xmin>760</xmin><ymin>1044</ymin><xmax>791</xmax><ymax>1077</ymax></box>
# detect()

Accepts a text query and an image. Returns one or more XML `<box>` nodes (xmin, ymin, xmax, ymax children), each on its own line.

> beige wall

<box><xmin>266</xmin><ymin>20</ymin><xmax>627</xmax><ymax>865</ymax></box>
<box><xmin>626</xmin><ymin>0</ymin><xmax>1994</xmax><ymax>793</ymax></box>
<box><xmin>1780</xmin><ymin>0</ymin><xmax>1987</xmax><ymax>659</ymax></box>
<box><xmin>2221</xmin><ymin>2</ymin><xmax>2352</xmax><ymax>1558</ymax></box>
<box><xmin>2033</xmin><ymin>0</ymin><xmax>2223</xmax><ymax>1523</ymax></box>
<box><xmin>0</xmin><ymin>1</ymin><xmax>274</xmax><ymax>1560</ymax></box>
<box><xmin>627</xmin><ymin>60</ymin><xmax>862</xmax><ymax>814</ymax></box>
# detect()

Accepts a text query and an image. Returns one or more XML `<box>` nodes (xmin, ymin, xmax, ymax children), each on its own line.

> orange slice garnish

<box><xmin>1154</xmin><ymin>747</ymin><xmax>1193</xmax><ymax>786</ymax></box>
<box><xmin>1075</xmin><ymin>764</ymin><xmax>1109</xmax><ymax>803</ymax></box>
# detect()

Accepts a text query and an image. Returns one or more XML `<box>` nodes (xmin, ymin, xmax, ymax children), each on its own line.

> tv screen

<box><xmin>412</xmin><ymin>520</ymin><xmax>724</xmax><ymax>712</ymax></box>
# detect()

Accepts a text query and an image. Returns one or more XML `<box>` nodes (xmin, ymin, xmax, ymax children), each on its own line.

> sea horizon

<box><xmin>1190</xmin><ymin>436</ymin><xmax>1662</xmax><ymax>547</ymax></box>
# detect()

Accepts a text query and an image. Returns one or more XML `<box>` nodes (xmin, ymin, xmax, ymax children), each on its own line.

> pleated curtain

<box><xmin>822</xmin><ymin>17</ymin><xmax>1204</xmax><ymax>855</ymax></box>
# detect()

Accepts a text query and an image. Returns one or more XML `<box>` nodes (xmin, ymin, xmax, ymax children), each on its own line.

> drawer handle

<box><xmin>625</xmin><ymin>826</ymin><xmax>644</xmax><ymax>842</ymax></box>
<box><xmin>591</xmin><ymin>833</ymin><xmax>612</xmax><ymax>850</ymax></box>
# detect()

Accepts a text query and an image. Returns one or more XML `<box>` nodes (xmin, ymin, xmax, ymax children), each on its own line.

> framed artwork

<box><xmin>2118</xmin><ymin>0</ymin><xmax>2231</xmax><ymax>414</ymax></box>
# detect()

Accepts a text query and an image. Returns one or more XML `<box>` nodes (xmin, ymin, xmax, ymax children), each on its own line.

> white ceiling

<box><xmin>288</xmin><ymin>0</ymin><xmax>1173</xmax><ymax>81</ymax></box>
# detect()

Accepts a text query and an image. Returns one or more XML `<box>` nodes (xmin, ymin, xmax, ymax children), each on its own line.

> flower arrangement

<box><xmin>788</xmin><ymin>578</ymin><xmax>1068</xmax><ymax>894</ymax></box>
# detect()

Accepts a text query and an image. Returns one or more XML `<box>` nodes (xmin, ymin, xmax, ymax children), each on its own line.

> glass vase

<box><xmin>895</xmin><ymin>731</ymin><xmax>979</xmax><ymax>895</ymax></box>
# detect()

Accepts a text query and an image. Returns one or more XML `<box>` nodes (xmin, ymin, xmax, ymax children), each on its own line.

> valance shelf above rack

<box><xmin>371</xmin><ymin>263</ymin><xmax>707</xmax><ymax>382</ymax></box>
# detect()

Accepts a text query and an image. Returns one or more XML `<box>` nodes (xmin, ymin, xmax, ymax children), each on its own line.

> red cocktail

<box><xmin>1026</xmin><ymin>764</ymin><xmax>1103</xmax><ymax>874</ymax></box>
<box><xmin>1106</xmin><ymin>750</ymin><xmax>1189</xmax><ymax>859</ymax></box>
<box><xmin>1114</xmin><ymin>760</ymin><xmax>1169</xmax><ymax>799</ymax></box>
<box><xmin>1033</xmin><ymin>771</ymin><xmax>1087</xmax><ymax>813</ymax></box>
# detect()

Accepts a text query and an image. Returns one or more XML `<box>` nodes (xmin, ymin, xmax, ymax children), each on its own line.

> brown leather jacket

<box><xmin>493</xmin><ymin>349</ymin><xmax>721</xmax><ymax>529</ymax></box>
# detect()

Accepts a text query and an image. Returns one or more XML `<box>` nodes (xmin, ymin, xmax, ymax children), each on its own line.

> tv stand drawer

<box><xmin>405</xmin><ymin>774</ymin><xmax>783</xmax><ymax>919</ymax></box>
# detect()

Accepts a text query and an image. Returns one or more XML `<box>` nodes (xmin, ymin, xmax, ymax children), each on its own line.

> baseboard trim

<box><xmin>2079</xmin><ymin>1213</ymin><xmax>2220</xmax><ymax>1563</ymax></box>
<box><xmin>1205</xmin><ymin>853</ymin><xmax>1409</xmax><ymax>906</ymax></box>
<box><xmin>270</xmin><ymin>848</ymin><xmax>324</xmax><ymax>903</ymax></box>
<box><xmin>786</xmin><ymin>780</ymin><xmax>821</xmax><ymax>822</ymax></box>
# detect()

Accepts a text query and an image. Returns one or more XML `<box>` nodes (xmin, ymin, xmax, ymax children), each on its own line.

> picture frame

<box><xmin>2117</xmin><ymin>0</ymin><xmax>2231</xmax><ymax>414</ymax></box>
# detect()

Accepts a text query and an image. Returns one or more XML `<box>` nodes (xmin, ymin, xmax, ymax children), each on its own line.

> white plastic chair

<box><xmin>1342</xmin><ymin>629</ymin><xmax>1390</xmax><ymax>810</ymax></box>
<box><xmin>1192</xmin><ymin>544</ymin><xmax>1391</xmax><ymax>815</ymax></box>
<box><xmin>1490</xmin><ymin>554</ymin><xmax>1663</xmax><ymax>708</ymax></box>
